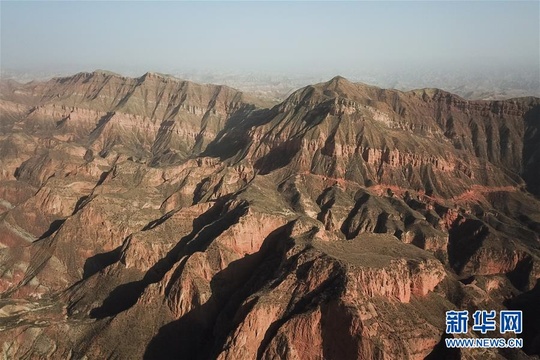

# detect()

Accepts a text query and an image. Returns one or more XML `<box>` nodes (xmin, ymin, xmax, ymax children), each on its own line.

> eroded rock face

<box><xmin>0</xmin><ymin>73</ymin><xmax>539</xmax><ymax>359</ymax></box>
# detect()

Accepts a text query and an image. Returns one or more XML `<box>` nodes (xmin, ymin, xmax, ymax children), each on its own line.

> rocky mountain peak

<box><xmin>311</xmin><ymin>76</ymin><xmax>378</xmax><ymax>100</ymax></box>
<box><xmin>326</xmin><ymin>74</ymin><xmax>351</xmax><ymax>87</ymax></box>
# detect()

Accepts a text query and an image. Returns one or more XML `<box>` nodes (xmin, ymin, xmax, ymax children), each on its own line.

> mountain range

<box><xmin>0</xmin><ymin>71</ymin><xmax>539</xmax><ymax>359</ymax></box>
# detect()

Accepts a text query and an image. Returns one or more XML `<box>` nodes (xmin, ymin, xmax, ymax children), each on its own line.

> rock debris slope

<box><xmin>0</xmin><ymin>72</ymin><xmax>539</xmax><ymax>359</ymax></box>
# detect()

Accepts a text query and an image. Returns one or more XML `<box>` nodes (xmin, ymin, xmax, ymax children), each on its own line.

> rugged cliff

<box><xmin>0</xmin><ymin>72</ymin><xmax>539</xmax><ymax>359</ymax></box>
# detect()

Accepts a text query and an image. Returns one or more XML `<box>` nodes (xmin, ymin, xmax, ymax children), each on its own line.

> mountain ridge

<box><xmin>5</xmin><ymin>71</ymin><xmax>540</xmax><ymax>103</ymax></box>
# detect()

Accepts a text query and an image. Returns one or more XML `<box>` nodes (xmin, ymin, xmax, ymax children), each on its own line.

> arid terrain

<box><xmin>0</xmin><ymin>71</ymin><xmax>539</xmax><ymax>359</ymax></box>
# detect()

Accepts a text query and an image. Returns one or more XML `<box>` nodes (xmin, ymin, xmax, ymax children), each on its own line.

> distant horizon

<box><xmin>2</xmin><ymin>48</ymin><xmax>538</xmax><ymax>87</ymax></box>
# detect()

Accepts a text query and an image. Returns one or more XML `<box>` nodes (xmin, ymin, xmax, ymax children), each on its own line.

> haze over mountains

<box><xmin>0</xmin><ymin>71</ymin><xmax>539</xmax><ymax>359</ymax></box>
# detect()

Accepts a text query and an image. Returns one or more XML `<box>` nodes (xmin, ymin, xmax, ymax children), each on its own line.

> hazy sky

<box><xmin>1</xmin><ymin>1</ymin><xmax>539</xmax><ymax>76</ymax></box>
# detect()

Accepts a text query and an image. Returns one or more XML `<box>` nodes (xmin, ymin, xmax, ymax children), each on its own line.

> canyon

<box><xmin>0</xmin><ymin>71</ymin><xmax>539</xmax><ymax>359</ymax></box>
